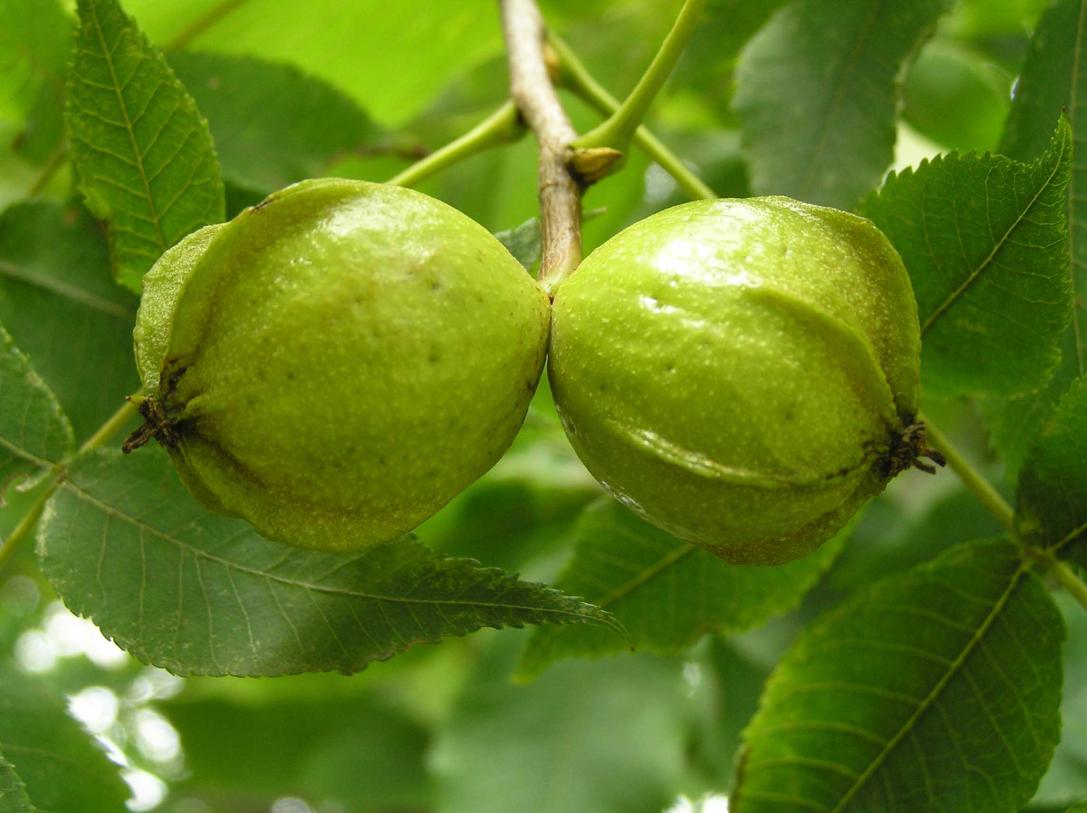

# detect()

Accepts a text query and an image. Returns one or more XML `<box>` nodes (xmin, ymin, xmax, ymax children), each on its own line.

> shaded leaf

<box><xmin>0</xmin><ymin>666</ymin><xmax>129</xmax><ymax>812</ymax></box>
<box><xmin>673</xmin><ymin>0</ymin><xmax>790</xmax><ymax>118</ymax></box>
<box><xmin>168</xmin><ymin>51</ymin><xmax>381</xmax><ymax>194</ymax></box>
<box><xmin>732</xmin><ymin>539</ymin><xmax>1063</xmax><ymax>813</ymax></box>
<box><xmin>66</xmin><ymin>0</ymin><xmax>224</xmax><ymax>291</ymax></box>
<box><xmin>517</xmin><ymin>499</ymin><xmax>842</xmax><ymax>679</ymax></box>
<box><xmin>0</xmin><ymin>323</ymin><xmax>72</xmax><ymax>497</ymax></box>
<box><xmin>37</xmin><ymin>446</ymin><xmax>621</xmax><ymax>677</ymax></box>
<box><xmin>126</xmin><ymin>0</ymin><xmax>503</xmax><ymax>129</ymax></box>
<box><xmin>982</xmin><ymin>0</ymin><xmax>1087</xmax><ymax>470</ymax></box>
<box><xmin>432</xmin><ymin>637</ymin><xmax>688</xmax><ymax>813</ymax></box>
<box><xmin>0</xmin><ymin>0</ymin><xmax>70</xmax><ymax>120</ymax></box>
<box><xmin>902</xmin><ymin>39</ymin><xmax>1010</xmax><ymax>153</ymax></box>
<box><xmin>0</xmin><ymin>202</ymin><xmax>138</xmax><ymax>442</ymax></box>
<box><xmin>1031</xmin><ymin>592</ymin><xmax>1087</xmax><ymax>809</ymax></box>
<box><xmin>1016</xmin><ymin>376</ymin><xmax>1087</xmax><ymax>565</ymax></box>
<box><xmin>733</xmin><ymin>0</ymin><xmax>949</xmax><ymax>209</ymax></box>
<box><xmin>163</xmin><ymin>692</ymin><xmax>431</xmax><ymax>811</ymax></box>
<box><xmin>0</xmin><ymin>754</ymin><xmax>33</xmax><ymax>813</ymax></box>
<box><xmin>859</xmin><ymin>121</ymin><xmax>1072</xmax><ymax>396</ymax></box>
<box><xmin>493</xmin><ymin>217</ymin><xmax>541</xmax><ymax>272</ymax></box>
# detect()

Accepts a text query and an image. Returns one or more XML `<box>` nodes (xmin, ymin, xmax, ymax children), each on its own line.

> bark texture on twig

<box><xmin>500</xmin><ymin>0</ymin><xmax>582</xmax><ymax>288</ymax></box>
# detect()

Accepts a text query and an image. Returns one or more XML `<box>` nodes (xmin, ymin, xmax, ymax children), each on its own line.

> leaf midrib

<box><xmin>0</xmin><ymin>260</ymin><xmax>134</xmax><ymax>321</ymax></box>
<box><xmin>84</xmin><ymin>1</ymin><xmax>167</xmax><ymax>253</ymax></box>
<box><xmin>829</xmin><ymin>560</ymin><xmax>1028</xmax><ymax>812</ymax></box>
<box><xmin>58</xmin><ymin>477</ymin><xmax>614</xmax><ymax>626</ymax></box>
<box><xmin>920</xmin><ymin>139</ymin><xmax>1069</xmax><ymax>336</ymax></box>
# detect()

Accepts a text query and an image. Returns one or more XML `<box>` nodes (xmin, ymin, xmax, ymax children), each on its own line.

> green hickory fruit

<box><xmin>548</xmin><ymin>196</ymin><xmax>941</xmax><ymax>566</ymax></box>
<box><xmin>126</xmin><ymin>178</ymin><xmax>551</xmax><ymax>552</ymax></box>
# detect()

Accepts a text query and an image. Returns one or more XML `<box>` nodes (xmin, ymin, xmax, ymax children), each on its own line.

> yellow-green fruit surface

<box><xmin>135</xmin><ymin>179</ymin><xmax>550</xmax><ymax>551</ymax></box>
<box><xmin>548</xmin><ymin>197</ymin><xmax>920</xmax><ymax>565</ymax></box>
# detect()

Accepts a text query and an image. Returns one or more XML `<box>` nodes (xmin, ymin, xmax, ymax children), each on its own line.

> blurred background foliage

<box><xmin>0</xmin><ymin>0</ymin><xmax>1082</xmax><ymax>811</ymax></box>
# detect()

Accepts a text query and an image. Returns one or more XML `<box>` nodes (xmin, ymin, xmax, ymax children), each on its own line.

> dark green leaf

<box><xmin>0</xmin><ymin>0</ymin><xmax>70</xmax><ymax>120</ymax></box>
<box><xmin>0</xmin><ymin>754</ymin><xmax>33</xmax><ymax>813</ymax></box>
<box><xmin>858</xmin><ymin>121</ymin><xmax>1072</xmax><ymax>396</ymax></box>
<box><xmin>493</xmin><ymin>217</ymin><xmax>541</xmax><ymax>272</ymax></box>
<box><xmin>733</xmin><ymin>0</ymin><xmax>949</xmax><ymax>208</ymax></box>
<box><xmin>0</xmin><ymin>323</ymin><xmax>72</xmax><ymax>495</ymax></box>
<box><xmin>0</xmin><ymin>666</ymin><xmax>129</xmax><ymax>812</ymax></box>
<box><xmin>37</xmin><ymin>446</ymin><xmax>621</xmax><ymax>676</ymax></box>
<box><xmin>517</xmin><ymin>499</ymin><xmax>842</xmax><ymax>679</ymax></box>
<box><xmin>732</xmin><ymin>539</ymin><xmax>1063</xmax><ymax>813</ymax></box>
<box><xmin>982</xmin><ymin>0</ymin><xmax>1087</xmax><ymax>472</ymax></box>
<box><xmin>433</xmin><ymin>638</ymin><xmax>688</xmax><ymax>813</ymax></box>
<box><xmin>163</xmin><ymin>693</ymin><xmax>431</xmax><ymax>811</ymax></box>
<box><xmin>1016</xmin><ymin>376</ymin><xmax>1087</xmax><ymax>564</ymax></box>
<box><xmin>0</xmin><ymin>202</ymin><xmax>138</xmax><ymax>442</ymax></box>
<box><xmin>66</xmin><ymin>0</ymin><xmax>224</xmax><ymax>291</ymax></box>
<box><xmin>168</xmin><ymin>51</ymin><xmax>380</xmax><ymax>194</ymax></box>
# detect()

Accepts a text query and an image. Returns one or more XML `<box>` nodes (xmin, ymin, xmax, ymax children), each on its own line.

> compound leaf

<box><xmin>733</xmin><ymin>0</ymin><xmax>949</xmax><ymax>209</ymax></box>
<box><xmin>0</xmin><ymin>202</ymin><xmax>138</xmax><ymax>442</ymax></box>
<box><xmin>1016</xmin><ymin>376</ymin><xmax>1087</xmax><ymax>566</ymax></box>
<box><xmin>37</xmin><ymin>446</ymin><xmax>622</xmax><ymax>677</ymax></box>
<box><xmin>0</xmin><ymin>323</ymin><xmax>72</xmax><ymax>498</ymax></box>
<box><xmin>0</xmin><ymin>667</ymin><xmax>129</xmax><ymax>812</ymax></box>
<box><xmin>732</xmin><ymin>538</ymin><xmax>1063</xmax><ymax>813</ymax></box>
<box><xmin>66</xmin><ymin>0</ymin><xmax>224</xmax><ymax>291</ymax></box>
<box><xmin>859</xmin><ymin>121</ymin><xmax>1072</xmax><ymax>396</ymax></box>
<box><xmin>517</xmin><ymin>499</ymin><xmax>842</xmax><ymax>679</ymax></box>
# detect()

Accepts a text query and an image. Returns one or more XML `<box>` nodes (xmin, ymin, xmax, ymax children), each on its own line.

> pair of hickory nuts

<box><xmin>125</xmin><ymin>178</ymin><xmax>940</xmax><ymax>565</ymax></box>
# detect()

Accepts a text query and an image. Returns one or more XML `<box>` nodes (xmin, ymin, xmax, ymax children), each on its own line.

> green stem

<box><xmin>0</xmin><ymin>485</ymin><xmax>54</xmax><ymax>573</ymax></box>
<box><xmin>571</xmin><ymin>0</ymin><xmax>707</xmax><ymax>157</ymax></box>
<box><xmin>921</xmin><ymin>417</ymin><xmax>1016</xmax><ymax>535</ymax></box>
<box><xmin>387</xmin><ymin>101</ymin><xmax>525</xmax><ymax>188</ymax></box>
<box><xmin>550</xmin><ymin>34</ymin><xmax>715</xmax><ymax>200</ymax></box>
<box><xmin>0</xmin><ymin>400</ymin><xmax>139</xmax><ymax>577</ymax></box>
<box><xmin>27</xmin><ymin>147</ymin><xmax>67</xmax><ymax>198</ymax></box>
<box><xmin>1044</xmin><ymin>555</ymin><xmax>1087</xmax><ymax>612</ymax></box>
<box><xmin>74</xmin><ymin>400</ymin><xmax>140</xmax><ymax>458</ymax></box>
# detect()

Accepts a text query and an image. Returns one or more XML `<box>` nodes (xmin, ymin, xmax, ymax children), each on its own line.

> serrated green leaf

<box><xmin>66</xmin><ymin>0</ymin><xmax>224</xmax><ymax>291</ymax></box>
<box><xmin>37</xmin><ymin>446</ymin><xmax>621</xmax><ymax>677</ymax></box>
<box><xmin>0</xmin><ymin>754</ymin><xmax>34</xmax><ymax>813</ymax></box>
<box><xmin>0</xmin><ymin>202</ymin><xmax>138</xmax><ymax>442</ymax></box>
<box><xmin>168</xmin><ymin>51</ymin><xmax>381</xmax><ymax>194</ymax></box>
<box><xmin>0</xmin><ymin>666</ymin><xmax>129</xmax><ymax>812</ymax></box>
<box><xmin>733</xmin><ymin>0</ymin><xmax>949</xmax><ymax>209</ymax></box>
<box><xmin>432</xmin><ymin>638</ymin><xmax>688</xmax><ymax>813</ymax></box>
<box><xmin>981</xmin><ymin>0</ymin><xmax>1087</xmax><ymax>471</ymax></box>
<box><xmin>516</xmin><ymin>499</ymin><xmax>843</xmax><ymax>680</ymax></box>
<box><xmin>732</xmin><ymin>538</ymin><xmax>1063</xmax><ymax>813</ymax></box>
<box><xmin>1016</xmin><ymin>376</ymin><xmax>1087</xmax><ymax>565</ymax></box>
<box><xmin>0</xmin><ymin>0</ymin><xmax>70</xmax><ymax>121</ymax></box>
<box><xmin>0</xmin><ymin>323</ymin><xmax>72</xmax><ymax>498</ymax></box>
<box><xmin>858</xmin><ymin>121</ymin><xmax>1072</xmax><ymax>396</ymax></box>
